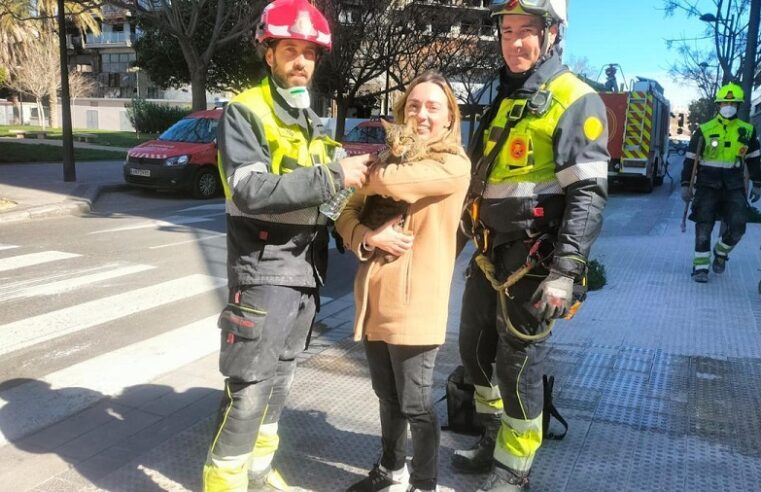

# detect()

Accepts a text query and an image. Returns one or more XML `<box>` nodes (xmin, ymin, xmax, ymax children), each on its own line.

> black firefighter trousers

<box><xmin>458</xmin><ymin>240</ymin><xmax>550</xmax><ymax>473</ymax></box>
<box><xmin>203</xmin><ymin>284</ymin><xmax>316</xmax><ymax>491</ymax></box>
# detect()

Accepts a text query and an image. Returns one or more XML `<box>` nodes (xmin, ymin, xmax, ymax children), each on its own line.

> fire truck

<box><xmin>599</xmin><ymin>70</ymin><xmax>671</xmax><ymax>192</ymax></box>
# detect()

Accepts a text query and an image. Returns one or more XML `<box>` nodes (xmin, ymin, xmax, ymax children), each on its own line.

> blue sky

<box><xmin>563</xmin><ymin>1</ymin><xmax>712</xmax><ymax>108</ymax></box>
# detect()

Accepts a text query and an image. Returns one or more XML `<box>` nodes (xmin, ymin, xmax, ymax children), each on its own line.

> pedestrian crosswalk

<box><xmin>0</xmin><ymin>242</ymin><xmax>226</xmax><ymax>453</ymax></box>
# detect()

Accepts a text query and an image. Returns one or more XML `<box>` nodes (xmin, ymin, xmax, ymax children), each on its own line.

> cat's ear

<box><xmin>405</xmin><ymin>118</ymin><xmax>417</xmax><ymax>132</ymax></box>
<box><xmin>380</xmin><ymin>119</ymin><xmax>392</xmax><ymax>131</ymax></box>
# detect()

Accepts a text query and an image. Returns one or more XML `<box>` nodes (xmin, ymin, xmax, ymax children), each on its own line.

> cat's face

<box><xmin>382</xmin><ymin>120</ymin><xmax>420</xmax><ymax>158</ymax></box>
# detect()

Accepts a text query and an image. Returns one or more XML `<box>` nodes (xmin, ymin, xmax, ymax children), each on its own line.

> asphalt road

<box><xmin>0</xmin><ymin>187</ymin><xmax>358</xmax><ymax>393</ymax></box>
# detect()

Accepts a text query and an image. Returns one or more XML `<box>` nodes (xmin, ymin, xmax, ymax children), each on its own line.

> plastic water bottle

<box><xmin>319</xmin><ymin>148</ymin><xmax>352</xmax><ymax>221</ymax></box>
<box><xmin>320</xmin><ymin>187</ymin><xmax>354</xmax><ymax>221</ymax></box>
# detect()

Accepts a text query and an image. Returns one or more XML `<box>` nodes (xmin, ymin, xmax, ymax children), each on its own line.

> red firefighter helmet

<box><xmin>255</xmin><ymin>0</ymin><xmax>332</xmax><ymax>51</ymax></box>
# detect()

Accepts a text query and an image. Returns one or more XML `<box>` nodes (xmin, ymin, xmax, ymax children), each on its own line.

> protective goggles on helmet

<box><xmin>489</xmin><ymin>0</ymin><xmax>567</xmax><ymax>25</ymax></box>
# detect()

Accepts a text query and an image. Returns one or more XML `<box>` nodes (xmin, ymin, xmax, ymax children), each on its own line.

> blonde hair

<box><xmin>392</xmin><ymin>72</ymin><xmax>462</xmax><ymax>144</ymax></box>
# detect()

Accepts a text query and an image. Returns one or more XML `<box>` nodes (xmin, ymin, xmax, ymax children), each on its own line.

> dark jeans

<box><xmin>364</xmin><ymin>339</ymin><xmax>440</xmax><ymax>490</ymax></box>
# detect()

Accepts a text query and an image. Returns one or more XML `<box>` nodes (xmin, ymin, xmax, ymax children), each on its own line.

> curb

<box><xmin>0</xmin><ymin>183</ymin><xmax>131</xmax><ymax>225</ymax></box>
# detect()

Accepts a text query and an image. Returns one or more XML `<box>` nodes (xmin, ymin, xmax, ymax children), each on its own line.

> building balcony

<box><xmin>85</xmin><ymin>32</ymin><xmax>136</xmax><ymax>48</ymax></box>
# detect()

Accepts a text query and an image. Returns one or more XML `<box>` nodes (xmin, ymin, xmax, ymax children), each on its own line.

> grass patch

<box><xmin>0</xmin><ymin>125</ymin><xmax>157</xmax><ymax>148</ymax></box>
<box><xmin>587</xmin><ymin>259</ymin><xmax>607</xmax><ymax>291</ymax></box>
<box><xmin>0</xmin><ymin>142</ymin><xmax>126</xmax><ymax>163</ymax></box>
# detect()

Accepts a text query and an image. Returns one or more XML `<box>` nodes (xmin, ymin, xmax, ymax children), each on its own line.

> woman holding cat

<box><xmin>336</xmin><ymin>72</ymin><xmax>470</xmax><ymax>492</ymax></box>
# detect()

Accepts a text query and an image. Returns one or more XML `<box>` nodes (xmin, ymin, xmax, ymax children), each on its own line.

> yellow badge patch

<box><xmin>583</xmin><ymin>116</ymin><xmax>604</xmax><ymax>141</ymax></box>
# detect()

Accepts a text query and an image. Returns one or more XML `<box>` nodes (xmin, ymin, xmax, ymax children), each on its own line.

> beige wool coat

<box><xmin>335</xmin><ymin>147</ymin><xmax>470</xmax><ymax>346</ymax></box>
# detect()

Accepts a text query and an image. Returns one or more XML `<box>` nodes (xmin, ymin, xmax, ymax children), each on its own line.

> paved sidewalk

<box><xmin>2</xmin><ymin>158</ymin><xmax>761</xmax><ymax>491</ymax></box>
<box><xmin>0</xmin><ymin>161</ymin><xmax>128</xmax><ymax>224</ymax></box>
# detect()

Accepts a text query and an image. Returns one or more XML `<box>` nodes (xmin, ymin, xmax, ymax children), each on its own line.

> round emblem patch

<box><xmin>510</xmin><ymin>137</ymin><xmax>527</xmax><ymax>160</ymax></box>
<box><xmin>583</xmin><ymin>116</ymin><xmax>604</xmax><ymax>141</ymax></box>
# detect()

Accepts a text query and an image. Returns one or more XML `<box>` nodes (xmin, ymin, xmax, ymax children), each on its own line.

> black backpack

<box><xmin>442</xmin><ymin>365</ymin><xmax>567</xmax><ymax>440</ymax></box>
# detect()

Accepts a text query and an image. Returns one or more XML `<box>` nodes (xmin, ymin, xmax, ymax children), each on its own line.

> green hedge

<box><xmin>126</xmin><ymin>98</ymin><xmax>191</xmax><ymax>134</ymax></box>
<box><xmin>587</xmin><ymin>259</ymin><xmax>607</xmax><ymax>291</ymax></box>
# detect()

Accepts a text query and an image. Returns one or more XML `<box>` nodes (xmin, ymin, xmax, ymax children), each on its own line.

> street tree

<box><xmin>313</xmin><ymin>0</ymin><xmax>497</xmax><ymax>139</ymax></box>
<box><xmin>0</xmin><ymin>0</ymin><xmax>101</xmax><ymax>127</ymax></box>
<box><xmin>133</xmin><ymin>16</ymin><xmax>266</xmax><ymax>95</ymax></box>
<box><xmin>687</xmin><ymin>96</ymin><xmax>717</xmax><ymax>131</ymax></box>
<box><xmin>663</xmin><ymin>0</ymin><xmax>760</xmax><ymax>101</ymax></box>
<box><xmin>109</xmin><ymin>0</ymin><xmax>265</xmax><ymax>110</ymax></box>
<box><xmin>6</xmin><ymin>37</ymin><xmax>59</xmax><ymax>130</ymax></box>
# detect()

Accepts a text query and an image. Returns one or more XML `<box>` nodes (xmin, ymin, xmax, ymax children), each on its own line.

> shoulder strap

<box><xmin>467</xmin><ymin>108</ymin><xmax>521</xmax><ymax>200</ymax></box>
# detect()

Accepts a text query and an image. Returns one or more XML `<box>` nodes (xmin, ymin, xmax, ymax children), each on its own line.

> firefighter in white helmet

<box><xmin>202</xmin><ymin>1</ymin><xmax>373</xmax><ymax>490</ymax></box>
<box><xmin>453</xmin><ymin>1</ymin><xmax>608</xmax><ymax>490</ymax></box>
<box><xmin>680</xmin><ymin>82</ymin><xmax>761</xmax><ymax>283</ymax></box>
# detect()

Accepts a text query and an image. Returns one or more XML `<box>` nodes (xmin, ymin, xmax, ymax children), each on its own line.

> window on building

<box><xmin>101</xmin><ymin>53</ymin><xmax>136</xmax><ymax>73</ymax></box>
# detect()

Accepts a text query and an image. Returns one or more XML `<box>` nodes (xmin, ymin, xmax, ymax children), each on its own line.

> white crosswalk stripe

<box><xmin>0</xmin><ymin>245</ymin><xmax>227</xmax><ymax>450</ymax></box>
<box><xmin>0</xmin><ymin>263</ymin><xmax>156</xmax><ymax>302</ymax></box>
<box><xmin>0</xmin><ymin>243</ymin><xmax>19</xmax><ymax>251</ymax></box>
<box><xmin>0</xmin><ymin>315</ymin><xmax>219</xmax><ymax>447</ymax></box>
<box><xmin>0</xmin><ymin>251</ymin><xmax>80</xmax><ymax>272</ymax></box>
<box><xmin>0</xmin><ymin>273</ymin><xmax>225</xmax><ymax>356</ymax></box>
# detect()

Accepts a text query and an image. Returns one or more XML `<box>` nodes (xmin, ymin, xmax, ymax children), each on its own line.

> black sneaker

<box><xmin>712</xmin><ymin>255</ymin><xmax>727</xmax><ymax>273</ymax></box>
<box><xmin>451</xmin><ymin>434</ymin><xmax>495</xmax><ymax>474</ymax></box>
<box><xmin>347</xmin><ymin>464</ymin><xmax>409</xmax><ymax>492</ymax></box>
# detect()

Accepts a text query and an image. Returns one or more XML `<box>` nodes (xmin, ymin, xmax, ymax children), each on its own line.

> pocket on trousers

<box><xmin>218</xmin><ymin>288</ymin><xmax>268</xmax><ymax>381</ymax></box>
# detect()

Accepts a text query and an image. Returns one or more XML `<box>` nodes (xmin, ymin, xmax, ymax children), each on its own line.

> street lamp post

<box><xmin>700</xmin><ymin>2</ymin><xmax>760</xmax><ymax>120</ymax></box>
<box><xmin>57</xmin><ymin>0</ymin><xmax>76</xmax><ymax>182</ymax></box>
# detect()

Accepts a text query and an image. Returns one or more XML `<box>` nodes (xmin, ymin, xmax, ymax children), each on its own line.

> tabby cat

<box><xmin>359</xmin><ymin>118</ymin><xmax>463</xmax><ymax>262</ymax></box>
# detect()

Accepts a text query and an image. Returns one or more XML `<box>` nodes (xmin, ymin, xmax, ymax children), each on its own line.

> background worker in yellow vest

<box><xmin>681</xmin><ymin>82</ymin><xmax>761</xmax><ymax>283</ymax></box>
<box><xmin>202</xmin><ymin>1</ymin><xmax>374</xmax><ymax>490</ymax></box>
<box><xmin>453</xmin><ymin>1</ymin><xmax>608</xmax><ymax>490</ymax></box>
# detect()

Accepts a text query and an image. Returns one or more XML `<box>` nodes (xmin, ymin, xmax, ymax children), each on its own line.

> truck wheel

<box><xmin>641</xmin><ymin>173</ymin><xmax>654</xmax><ymax>193</ymax></box>
<box><xmin>192</xmin><ymin>167</ymin><xmax>220</xmax><ymax>199</ymax></box>
<box><xmin>653</xmin><ymin>162</ymin><xmax>664</xmax><ymax>186</ymax></box>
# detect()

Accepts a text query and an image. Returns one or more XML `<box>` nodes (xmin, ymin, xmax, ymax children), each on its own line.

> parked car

<box><xmin>124</xmin><ymin>109</ymin><xmax>222</xmax><ymax>199</ymax></box>
<box><xmin>669</xmin><ymin>138</ymin><xmax>689</xmax><ymax>156</ymax></box>
<box><xmin>340</xmin><ymin>118</ymin><xmax>389</xmax><ymax>156</ymax></box>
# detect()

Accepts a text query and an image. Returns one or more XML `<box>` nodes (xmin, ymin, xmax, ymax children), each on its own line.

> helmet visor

<box><xmin>489</xmin><ymin>0</ymin><xmax>566</xmax><ymax>23</ymax></box>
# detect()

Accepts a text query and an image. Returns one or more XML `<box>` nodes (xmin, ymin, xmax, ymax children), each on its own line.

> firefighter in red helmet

<box><xmin>202</xmin><ymin>1</ymin><xmax>373</xmax><ymax>490</ymax></box>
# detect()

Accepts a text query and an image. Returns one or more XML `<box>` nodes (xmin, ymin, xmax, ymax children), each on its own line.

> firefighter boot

<box><xmin>248</xmin><ymin>467</ymin><xmax>289</xmax><ymax>491</ymax></box>
<box><xmin>692</xmin><ymin>269</ymin><xmax>708</xmax><ymax>283</ymax></box>
<box><xmin>476</xmin><ymin>465</ymin><xmax>529</xmax><ymax>492</ymax></box>
<box><xmin>451</xmin><ymin>413</ymin><xmax>500</xmax><ymax>474</ymax></box>
<box><xmin>712</xmin><ymin>254</ymin><xmax>728</xmax><ymax>274</ymax></box>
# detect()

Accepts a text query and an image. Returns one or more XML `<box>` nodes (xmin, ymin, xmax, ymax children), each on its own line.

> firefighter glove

<box><xmin>530</xmin><ymin>270</ymin><xmax>574</xmax><ymax>321</ymax></box>
<box><xmin>681</xmin><ymin>186</ymin><xmax>693</xmax><ymax>203</ymax></box>
<box><xmin>750</xmin><ymin>185</ymin><xmax>761</xmax><ymax>203</ymax></box>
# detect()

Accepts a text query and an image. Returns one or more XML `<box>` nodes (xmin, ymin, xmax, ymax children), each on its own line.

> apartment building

<box><xmin>67</xmin><ymin>3</ymin><xmax>162</xmax><ymax>99</ymax></box>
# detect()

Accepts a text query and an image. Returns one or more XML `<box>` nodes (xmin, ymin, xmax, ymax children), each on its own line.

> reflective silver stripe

<box><xmin>231</xmin><ymin>161</ymin><xmax>268</xmax><ymax>187</ymax></box>
<box><xmin>484</xmin><ymin>180</ymin><xmax>563</xmax><ymax>199</ymax></box>
<box><xmin>700</xmin><ymin>160</ymin><xmax>735</xmax><ymax>169</ymax></box>
<box><xmin>746</xmin><ymin>150</ymin><xmax>760</xmax><ymax>158</ymax></box>
<box><xmin>685</xmin><ymin>151</ymin><xmax>697</xmax><ymax>159</ymax></box>
<box><xmin>226</xmin><ymin>199</ymin><xmax>327</xmax><ymax>225</ymax></box>
<box><xmin>555</xmin><ymin>160</ymin><xmax>608</xmax><ymax>188</ymax></box>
